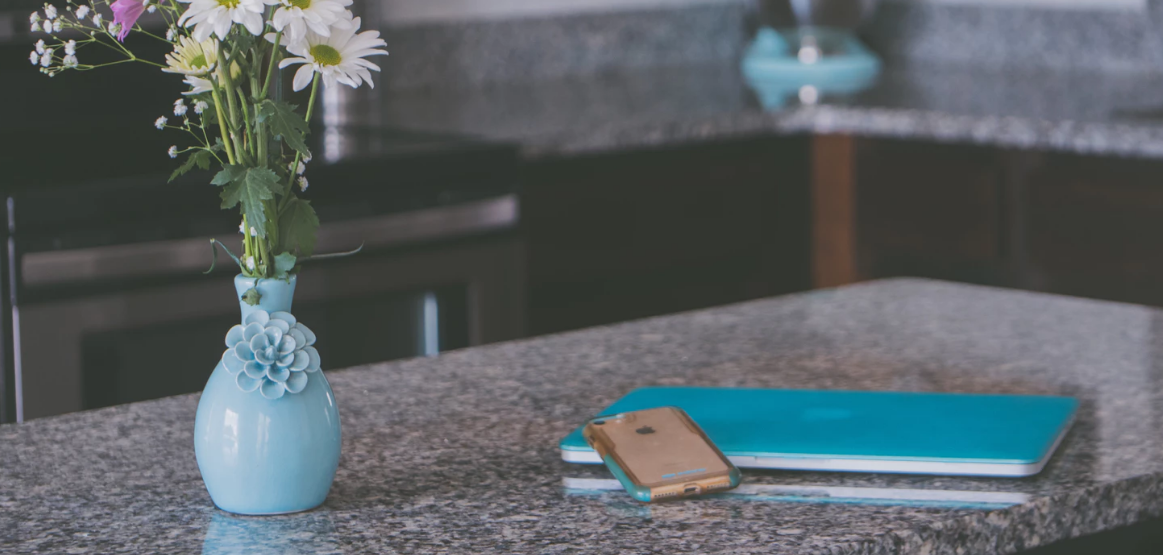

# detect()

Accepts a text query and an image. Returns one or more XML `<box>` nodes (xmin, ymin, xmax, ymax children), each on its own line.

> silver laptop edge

<box><xmin>561</xmin><ymin>415</ymin><xmax>1073</xmax><ymax>478</ymax></box>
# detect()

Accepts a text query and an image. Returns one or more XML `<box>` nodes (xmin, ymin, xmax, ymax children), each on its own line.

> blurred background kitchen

<box><xmin>3</xmin><ymin>0</ymin><xmax>1163</xmax><ymax>423</ymax></box>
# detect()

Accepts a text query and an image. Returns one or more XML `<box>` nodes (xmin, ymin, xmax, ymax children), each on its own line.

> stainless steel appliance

<box><xmin>3</xmin><ymin>129</ymin><xmax>523</xmax><ymax>421</ymax></box>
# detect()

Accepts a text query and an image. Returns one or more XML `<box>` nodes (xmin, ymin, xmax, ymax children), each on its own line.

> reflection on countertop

<box><xmin>4</xmin><ymin>278</ymin><xmax>1163</xmax><ymax>553</ymax></box>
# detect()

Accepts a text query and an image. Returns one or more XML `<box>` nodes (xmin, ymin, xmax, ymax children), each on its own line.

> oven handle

<box><xmin>22</xmin><ymin>194</ymin><xmax>518</xmax><ymax>287</ymax></box>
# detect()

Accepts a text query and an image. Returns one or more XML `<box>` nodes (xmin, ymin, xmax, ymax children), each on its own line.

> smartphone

<box><xmin>582</xmin><ymin>406</ymin><xmax>741</xmax><ymax>502</ymax></box>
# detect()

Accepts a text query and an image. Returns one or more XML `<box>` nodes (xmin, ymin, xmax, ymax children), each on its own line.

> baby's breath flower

<box><xmin>35</xmin><ymin>39</ymin><xmax>45</xmax><ymax>54</ymax></box>
<box><xmin>298</xmin><ymin>176</ymin><xmax>309</xmax><ymax>192</ymax></box>
<box><xmin>31</xmin><ymin>21</ymin><xmax>40</xmax><ymax>32</ymax></box>
<box><xmin>288</xmin><ymin>160</ymin><xmax>306</xmax><ymax>175</ymax></box>
<box><xmin>249</xmin><ymin>226</ymin><xmax>257</xmax><ymax>237</ymax></box>
<box><xmin>194</xmin><ymin>100</ymin><xmax>209</xmax><ymax>114</ymax></box>
<box><xmin>29</xmin><ymin>51</ymin><xmax>39</xmax><ymax>65</ymax></box>
<box><xmin>92</xmin><ymin>13</ymin><xmax>102</xmax><ymax>26</ymax></box>
<box><xmin>75</xmin><ymin>5</ymin><xmax>89</xmax><ymax>19</ymax></box>
<box><xmin>154</xmin><ymin>116</ymin><xmax>167</xmax><ymax>129</ymax></box>
<box><xmin>39</xmin><ymin>51</ymin><xmax>52</xmax><ymax>67</ymax></box>
<box><xmin>147</xmin><ymin>4</ymin><xmax>156</xmax><ymax>13</ymax></box>
<box><xmin>168</xmin><ymin>146</ymin><xmax>178</xmax><ymax>158</ymax></box>
<box><xmin>108</xmin><ymin>22</ymin><xmax>119</xmax><ymax>35</ymax></box>
<box><xmin>40</xmin><ymin>20</ymin><xmax>53</xmax><ymax>33</ymax></box>
<box><xmin>238</xmin><ymin>221</ymin><xmax>245</xmax><ymax>234</ymax></box>
<box><xmin>64</xmin><ymin>40</ymin><xmax>75</xmax><ymax>56</ymax></box>
<box><xmin>302</xmin><ymin>153</ymin><xmax>312</xmax><ymax>164</ymax></box>
<box><xmin>63</xmin><ymin>54</ymin><xmax>77</xmax><ymax>67</ymax></box>
<box><xmin>52</xmin><ymin>19</ymin><xmax>61</xmax><ymax>32</ymax></box>
<box><xmin>30</xmin><ymin>11</ymin><xmax>41</xmax><ymax>23</ymax></box>
<box><xmin>245</xmin><ymin>256</ymin><xmax>256</xmax><ymax>270</ymax></box>
<box><xmin>166</xmin><ymin>27</ymin><xmax>176</xmax><ymax>41</ymax></box>
<box><xmin>173</xmin><ymin>98</ymin><xmax>187</xmax><ymax>116</ymax></box>
<box><xmin>44</xmin><ymin>5</ymin><xmax>57</xmax><ymax>20</ymax></box>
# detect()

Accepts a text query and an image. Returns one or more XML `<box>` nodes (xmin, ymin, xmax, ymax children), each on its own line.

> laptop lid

<box><xmin>560</xmin><ymin>387</ymin><xmax>1077</xmax><ymax>476</ymax></box>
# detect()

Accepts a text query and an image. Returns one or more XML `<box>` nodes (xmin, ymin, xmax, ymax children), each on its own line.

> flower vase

<box><xmin>194</xmin><ymin>274</ymin><xmax>342</xmax><ymax>515</ymax></box>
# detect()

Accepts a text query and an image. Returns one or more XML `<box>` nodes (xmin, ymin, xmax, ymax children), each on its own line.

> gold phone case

<box><xmin>582</xmin><ymin>406</ymin><xmax>741</xmax><ymax>502</ymax></box>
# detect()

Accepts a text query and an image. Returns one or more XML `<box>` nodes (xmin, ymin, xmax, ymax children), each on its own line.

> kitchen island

<box><xmin>4</xmin><ymin>278</ymin><xmax>1163</xmax><ymax>554</ymax></box>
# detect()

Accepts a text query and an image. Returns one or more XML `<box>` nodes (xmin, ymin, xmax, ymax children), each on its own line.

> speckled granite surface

<box><xmin>4</xmin><ymin>278</ymin><xmax>1163</xmax><ymax>553</ymax></box>
<box><xmin>337</xmin><ymin>61</ymin><xmax>1163</xmax><ymax>159</ymax></box>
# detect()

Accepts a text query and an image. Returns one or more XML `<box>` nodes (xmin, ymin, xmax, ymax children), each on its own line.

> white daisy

<box><xmin>29</xmin><ymin>51</ymin><xmax>39</xmax><ymax>65</ymax></box>
<box><xmin>182</xmin><ymin>75</ymin><xmax>214</xmax><ymax>95</ymax></box>
<box><xmin>177</xmin><ymin>0</ymin><xmax>274</xmax><ymax>42</ymax></box>
<box><xmin>174</xmin><ymin>99</ymin><xmax>188</xmax><ymax>116</ymax></box>
<box><xmin>279</xmin><ymin>16</ymin><xmax>387</xmax><ymax>92</ymax></box>
<box><xmin>63</xmin><ymin>54</ymin><xmax>77</xmax><ymax>67</ymax></box>
<box><xmin>168</xmin><ymin>145</ymin><xmax>179</xmax><ymax>158</ymax></box>
<box><xmin>271</xmin><ymin>0</ymin><xmax>352</xmax><ymax>41</ymax></box>
<box><xmin>162</xmin><ymin>36</ymin><xmax>218</xmax><ymax>77</ymax></box>
<box><xmin>64</xmin><ymin>39</ymin><xmax>75</xmax><ymax>56</ymax></box>
<box><xmin>155</xmin><ymin>116</ymin><xmax>168</xmax><ymax>129</ymax></box>
<box><xmin>75</xmin><ymin>5</ymin><xmax>89</xmax><ymax>19</ymax></box>
<box><xmin>44</xmin><ymin>5</ymin><xmax>57</xmax><ymax>20</ymax></box>
<box><xmin>194</xmin><ymin>100</ymin><xmax>209</xmax><ymax>114</ymax></box>
<box><xmin>35</xmin><ymin>39</ymin><xmax>45</xmax><ymax>54</ymax></box>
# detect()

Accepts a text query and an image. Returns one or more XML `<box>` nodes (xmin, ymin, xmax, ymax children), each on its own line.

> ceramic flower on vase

<box><xmin>28</xmin><ymin>0</ymin><xmax>386</xmax><ymax>514</ymax></box>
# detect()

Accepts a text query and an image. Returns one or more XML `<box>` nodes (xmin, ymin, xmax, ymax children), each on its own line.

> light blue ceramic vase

<box><xmin>194</xmin><ymin>274</ymin><xmax>342</xmax><ymax>515</ymax></box>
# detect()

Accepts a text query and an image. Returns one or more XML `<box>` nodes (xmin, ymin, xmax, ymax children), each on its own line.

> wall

<box><xmin>376</xmin><ymin>0</ymin><xmax>1147</xmax><ymax>26</ymax></box>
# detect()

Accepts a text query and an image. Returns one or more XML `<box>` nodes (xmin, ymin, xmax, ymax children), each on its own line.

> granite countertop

<box><xmin>4</xmin><ymin>278</ymin><xmax>1163</xmax><ymax>553</ymax></box>
<box><xmin>354</xmin><ymin>61</ymin><xmax>1163</xmax><ymax>159</ymax></box>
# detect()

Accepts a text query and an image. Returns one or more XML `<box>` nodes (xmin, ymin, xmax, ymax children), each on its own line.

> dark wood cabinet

<box><xmin>847</xmin><ymin>137</ymin><xmax>1163</xmax><ymax>308</ymax></box>
<box><xmin>521</xmin><ymin>137</ymin><xmax>810</xmax><ymax>335</ymax></box>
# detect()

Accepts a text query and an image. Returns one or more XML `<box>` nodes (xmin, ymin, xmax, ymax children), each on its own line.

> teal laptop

<box><xmin>560</xmin><ymin>387</ymin><xmax>1078</xmax><ymax>477</ymax></box>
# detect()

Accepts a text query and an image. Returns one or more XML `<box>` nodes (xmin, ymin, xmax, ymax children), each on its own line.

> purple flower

<box><xmin>110</xmin><ymin>0</ymin><xmax>146</xmax><ymax>42</ymax></box>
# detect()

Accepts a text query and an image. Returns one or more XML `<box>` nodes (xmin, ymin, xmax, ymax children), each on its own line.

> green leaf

<box><xmin>217</xmin><ymin>167</ymin><xmax>281</xmax><ymax>237</ymax></box>
<box><xmin>241</xmin><ymin>287</ymin><xmax>262</xmax><ymax>306</ymax></box>
<box><xmin>258</xmin><ymin>100</ymin><xmax>312</xmax><ymax>158</ymax></box>
<box><xmin>169</xmin><ymin>150</ymin><xmax>213</xmax><ymax>182</ymax></box>
<box><xmin>276</xmin><ymin>197</ymin><xmax>319</xmax><ymax>257</ymax></box>
<box><xmin>273</xmin><ymin>252</ymin><xmax>297</xmax><ymax>278</ymax></box>
<box><xmin>211</xmin><ymin>164</ymin><xmax>245</xmax><ymax>186</ymax></box>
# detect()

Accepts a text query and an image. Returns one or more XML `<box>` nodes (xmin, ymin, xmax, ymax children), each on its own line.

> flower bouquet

<box><xmin>27</xmin><ymin>0</ymin><xmax>387</xmax><ymax>514</ymax></box>
<box><xmin>28</xmin><ymin>0</ymin><xmax>387</xmax><ymax>283</ymax></box>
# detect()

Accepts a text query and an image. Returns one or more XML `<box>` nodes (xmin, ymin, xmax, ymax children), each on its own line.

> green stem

<box><xmin>237</xmin><ymin>88</ymin><xmax>253</xmax><ymax>159</ymax></box>
<box><xmin>277</xmin><ymin>75</ymin><xmax>320</xmax><ymax>213</ymax></box>
<box><xmin>210</xmin><ymin>86</ymin><xmax>237</xmax><ymax>165</ymax></box>
<box><xmin>218</xmin><ymin>58</ymin><xmax>246</xmax><ymax>164</ymax></box>
<box><xmin>259</xmin><ymin>31</ymin><xmax>282</xmax><ymax>100</ymax></box>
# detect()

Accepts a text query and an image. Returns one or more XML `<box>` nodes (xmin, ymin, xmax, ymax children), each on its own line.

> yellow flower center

<box><xmin>289</xmin><ymin>0</ymin><xmax>311</xmax><ymax>9</ymax></box>
<box><xmin>189</xmin><ymin>53</ymin><xmax>207</xmax><ymax>68</ymax></box>
<box><xmin>216</xmin><ymin>0</ymin><xmax>239</xmax><ymax>8</ymax></box>
<box><xmin>310</xmin><ymin>44</ymin><xmax>341</xmax><ymax>66</ymax></box>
